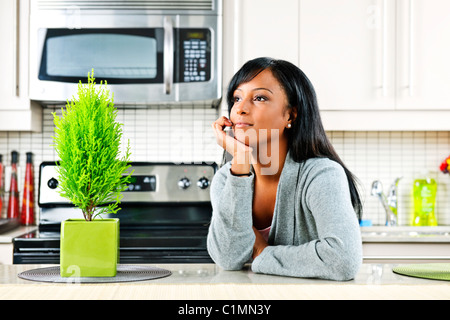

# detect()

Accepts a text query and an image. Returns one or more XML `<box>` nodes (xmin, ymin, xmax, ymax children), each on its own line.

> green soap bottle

<box><xmin>412</xmin><ymin>175</ymin><xmax>438</xmax><ymax>226</ymax></box>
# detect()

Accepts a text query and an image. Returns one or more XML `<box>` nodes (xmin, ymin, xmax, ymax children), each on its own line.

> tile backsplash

<box><xmin>329</xmin><ymin>131</ymin><xmax>450</xmax><ymax>226</ymax></box>
<box><xmin>1</xmin><ymin>106</ymin><xmax>449</xmax><ymax>226</ymax></box>
<box><xmin>0</xmin><ymin>105</ymin><xmax>222</xmax><ymax>220</ymax></box>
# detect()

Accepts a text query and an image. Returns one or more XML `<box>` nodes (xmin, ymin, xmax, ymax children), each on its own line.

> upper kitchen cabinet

<box><xmin>300</xmin><ymin>0</ymin><xmax>450</xmax><ymax>111</ymax></box>
<box><xmin>222</xmin><ymin>0</ymin><xmax>299</xmax><ymax>84</ymax></box>
<box><xmin>223</xmin><ymin>0</ymin><xmax>450</xmax><ymax>129</ymax></box>
<box><xmin>0</xmin><ymin>0</ymin><xmax>41</xmax><ymax>132</ymax></box>
<box><xmin>299</xmin><ymin>0</ymin><xmax>396</xmax><ymax>110</ymax></box>
<box><xmin>395</xmin><ymin>0</ymin><xmax>450</xmax><ymax>109</ymax></box>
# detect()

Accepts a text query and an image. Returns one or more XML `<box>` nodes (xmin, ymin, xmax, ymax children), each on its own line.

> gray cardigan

<box><xmin>206</xmin><ymin>153</ymin><xmax>362</xmax><ymax>281</ymax></box>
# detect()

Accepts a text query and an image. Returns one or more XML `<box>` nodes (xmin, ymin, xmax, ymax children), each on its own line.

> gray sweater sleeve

<box><xmin>251</xmin><ymin>160</ymin><xmax>362</xmax><ymax>280</ymax></box>
<box><xmin>206</xmin><ymin>163</ymin><xmax>255</xmax><ymax>270</ymax></box>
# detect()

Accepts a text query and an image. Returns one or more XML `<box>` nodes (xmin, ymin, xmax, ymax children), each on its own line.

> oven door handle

<box><xmin>163</xmin><ymin>16</ymin><xmax>174</xmax><ymax>95</ymax></box>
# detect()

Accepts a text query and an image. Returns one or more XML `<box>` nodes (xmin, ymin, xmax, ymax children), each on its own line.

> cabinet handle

<box><xmin>382</xmin><ymin>0</ymin><xmax>388</xmax><ymax>97</ymax></box>
<box><xmin>13</xmin><ymin>0</ymin><xmax>20</xmax><ymax>97</ymax></box>
<box><xmin>408</xmin><ymin>0</ymin><xmax>414</xmax><ymax>97</ymax></box>
<box><xmin>233</xmin><ymin>0</ymin><xmax>240</xmax><ymax>73</ymax></box>
<box><xmin>163</xmin><ymin>16</ymin><xmax>174</xmax><ymax>95</ymax></box>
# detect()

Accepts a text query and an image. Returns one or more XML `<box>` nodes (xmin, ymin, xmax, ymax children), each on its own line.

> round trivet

<box><xmin>18</xmin><ymin>265</ymin><xmax>172</xmax><ymax>283</ymax></box>
<box><xmin>392</xmin><ymin>263</ymin><xmax>450</xmax><ymax>281</ymax></box>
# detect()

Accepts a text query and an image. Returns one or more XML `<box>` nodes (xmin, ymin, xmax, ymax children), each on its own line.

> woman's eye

<box><xmin>233</xmin><ymin>96</ymin><xmax>241</xmax><ymax>103</ymax></box>
<box><xmin>254</xmin><ymin>95</ymin><xmax>268</xmax><ymax>102</ymax></box>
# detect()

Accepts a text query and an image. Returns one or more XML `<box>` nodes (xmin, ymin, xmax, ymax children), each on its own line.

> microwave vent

<box><xmin>37</xmin><ymin>0</ymin><xmax>215</xmax><ymax>11</ymax></box>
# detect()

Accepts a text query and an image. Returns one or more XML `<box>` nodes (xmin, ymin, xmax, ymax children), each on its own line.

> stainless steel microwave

<box><xmin>29</xmin><ymin>0</ymin><xmax>222</xmax><ymax>106</ymax></box>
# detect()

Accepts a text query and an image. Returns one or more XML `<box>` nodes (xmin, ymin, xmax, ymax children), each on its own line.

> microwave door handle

<box><xmin>163</xmin><ymin>16</ymin><xmax>174</xmax><ymax>95</ymax></box>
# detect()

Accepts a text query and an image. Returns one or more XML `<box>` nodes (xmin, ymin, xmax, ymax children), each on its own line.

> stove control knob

<box><xmin>47</xmin><ymin>177</ymin><xmax>59</xmax><ymax>189</ymax></box>
<box><xmin>178</xmin><ymin>177</ymin><xmax>191</xmax><ymax>189</ymax></box>
<box><xmin>197</xmin><ymin>177</ymin><xmax>210</xmax><ymax>189</ymax></box>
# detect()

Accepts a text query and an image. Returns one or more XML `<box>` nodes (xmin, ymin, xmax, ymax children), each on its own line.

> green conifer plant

<box><xmin>52</xmin><ymin>70</ymin><xmax>132</xmax><ymax>221</ymax></box>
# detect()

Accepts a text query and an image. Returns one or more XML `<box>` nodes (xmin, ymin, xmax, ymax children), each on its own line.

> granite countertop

<box><xmin>1</xmin><ymin>225</ymin><xmax>449</xmax><ymax>299</ymax></box>
<box><xmin>0</xmin><ymin>263</ymin><xmax>449</xmax><ymax>299</ymax></box>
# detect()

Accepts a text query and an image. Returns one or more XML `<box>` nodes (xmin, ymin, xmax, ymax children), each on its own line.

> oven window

<box><xmin>39</xmin><ymin>29</ymin><xmax>164</xmax><ymax>84</ymax></box>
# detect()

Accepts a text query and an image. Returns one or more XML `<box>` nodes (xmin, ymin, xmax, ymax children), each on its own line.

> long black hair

<box><xmin>226</xmin><ymin>57</ymin><xmax>362</xmax><ymax>220</ymax></box>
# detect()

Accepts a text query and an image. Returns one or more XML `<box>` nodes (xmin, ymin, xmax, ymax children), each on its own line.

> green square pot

<box><xmin>60</xmin><ymin>218</ymin><xmax>119</xmax><ymax>277</ymax></box>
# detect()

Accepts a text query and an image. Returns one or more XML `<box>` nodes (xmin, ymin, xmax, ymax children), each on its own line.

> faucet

<box><xmin>370</xmin><ymin>177</ymin><xmax>401</xmax><ymax>226</ymax></box>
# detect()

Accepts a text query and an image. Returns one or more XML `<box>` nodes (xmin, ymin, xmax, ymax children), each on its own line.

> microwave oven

<box><xmin>29</xmin><ymin>0</ymin><xmax>222</xmax><ymax>107</ymax></box>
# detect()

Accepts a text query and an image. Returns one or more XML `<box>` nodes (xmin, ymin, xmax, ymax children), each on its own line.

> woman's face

<box><xmin>230</xmin><ymin>69</ymin><xmax>293</xmax><ymax>148</ymax></box>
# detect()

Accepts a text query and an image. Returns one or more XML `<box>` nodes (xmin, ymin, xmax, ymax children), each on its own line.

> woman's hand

<box><xmin>212</xmin><ymin>116</ymin><xmax>253</xmax><ymax>174</ymax></box>
<box><xmin>252</xmin><ymin>227</ymin><xmax>268</xmax><ymax>259</ymax></box>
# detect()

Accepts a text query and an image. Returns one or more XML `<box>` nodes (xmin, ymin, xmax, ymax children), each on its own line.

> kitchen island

<box><xmin>0</xmin><ymin>263</ymin><xmax>449</xmax><ymax>300</ymax></box>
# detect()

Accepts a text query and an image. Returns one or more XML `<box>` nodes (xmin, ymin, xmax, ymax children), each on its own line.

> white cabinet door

<box><xmin>396</xmin><ymin>0</ymin><xmax>450</xmax><ymax>110</ymax></box>
<box><xmin>231</xmin><ymin>0</ymin><xmax>300</xmax><ymax>69</ymax></box>
<box><xmin>299</xmin><ymin>0</ymin><xmax>396</xmax><ymax>110</ymax></box>
<box><xmin>0</xmin><ymin>0</ymin><xmax>20</xmax><ymax>109</ymax></box>
<box><xmin>0</xmin><ymin>0</ymin><xmax>41</xmax><ymax>132</ymax></box>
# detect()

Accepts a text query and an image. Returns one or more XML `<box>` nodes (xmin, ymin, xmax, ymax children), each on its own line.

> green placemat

<box><xmin>392</xmin><ymin>263</ymin><xmax>450</xmax><ymax>281</ymax></box>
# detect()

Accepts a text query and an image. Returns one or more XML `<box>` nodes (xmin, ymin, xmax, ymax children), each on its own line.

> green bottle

<box><xmin>412</xmin><ymin>176</ymin><xmax>438</xmax><ymax>226</ymax></box>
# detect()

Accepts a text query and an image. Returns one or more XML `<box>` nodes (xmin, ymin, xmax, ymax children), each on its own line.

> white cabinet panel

<box><xmin>299</xmin><ymin>0</ymin><xmax>396</xmax><ymax>110</ymax></box>
<box><xmin>0</xmin><ymin>0</ymin><xmax>20</xmax><ymax>108</ymax></box>
<box><xmin>233</xmin><ymin>0</ymin><xmax>300</xmax><ymax>69</ymax></box>
<box><xmin>396</xmin><ymin>0</ymin><xmax>450</xmax><ymax>110</ymax></box>
<box><xmin>0</xmin><ymin>0</ymin><xmax>41</xmax><ymax>132</ymax></box>
<box><xmin>300</xmin><ymin>0</ymin><xmax>450</xmax><ymax>111</ymax></box>
<box><xmin>363</xmin><ymin>242</ymin><xmax>450</xmax><ymax>263</ymax></box>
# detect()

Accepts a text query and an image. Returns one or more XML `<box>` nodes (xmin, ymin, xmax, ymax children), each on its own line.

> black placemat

<box><xmin>18</xmin><ymin>265</ymin><xmax>172</xmax><ymax>283</ymax></box>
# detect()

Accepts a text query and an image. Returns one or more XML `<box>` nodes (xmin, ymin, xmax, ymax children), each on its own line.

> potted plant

<box><xmin>52</xmin><ymin>70</ymin><xmax>132</xmax><ymax>277</ymax></box>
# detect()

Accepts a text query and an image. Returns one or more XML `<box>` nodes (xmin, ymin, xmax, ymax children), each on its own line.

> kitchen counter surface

<box><xmin>0</xmin><ymin>226</ymin><xmax>37</xmax><ymax>243</ymax></box>
<box><xmin>1</xmin><ymin>263</ymin><xmax>449</xmax><ymax>299</ymax></box>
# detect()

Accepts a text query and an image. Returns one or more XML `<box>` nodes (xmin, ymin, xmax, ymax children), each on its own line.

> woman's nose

<box><xmin>234</xmin><ymin>99</ymin><xmax>250</xmax><ymax>114</ymax></box>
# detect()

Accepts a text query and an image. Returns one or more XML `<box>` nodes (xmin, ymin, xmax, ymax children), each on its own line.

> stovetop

<box><xmin>13</xmin><ymin>161</ymin><xmax>217</xmax><ymax>264</ymax></box>
<box><xmin>13</xmin><ymin>226</ymin><xmax>213</xmax><ymax>264</ymax></box>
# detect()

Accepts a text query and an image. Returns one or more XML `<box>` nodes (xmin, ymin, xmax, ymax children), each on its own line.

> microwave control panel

<box><xmin>178</xmin><ymin>29</ymin><xmax>211</xmax><ymax>83</ymax></box>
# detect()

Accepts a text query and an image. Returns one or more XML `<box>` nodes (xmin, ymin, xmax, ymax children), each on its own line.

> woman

<box><xmin>207</xmin><ymin>57</ymin><xmax>363</xmax><ymax>281</ymax></box>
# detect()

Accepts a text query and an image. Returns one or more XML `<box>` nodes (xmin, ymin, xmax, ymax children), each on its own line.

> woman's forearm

<box><xmin>251</xmin><ymin>234</ymin><xmax>362</xmax><ymax>281</ymax></box>
<box><xmin>207</xmin><ymin>167</ymin><xmax>255</xmax><ymax>270</ymax></box>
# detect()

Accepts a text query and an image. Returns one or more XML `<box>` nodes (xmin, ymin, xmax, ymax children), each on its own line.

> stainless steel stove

<box><xmin>13</xmin><ymin>162</ymin><xmax>217</xmax><ymax>264</ymax></box>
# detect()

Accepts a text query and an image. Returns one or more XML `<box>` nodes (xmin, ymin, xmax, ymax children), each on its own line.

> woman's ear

<box><xmin>288</xmin><ymin>107</ymin><xmax>298</xmax><ymax>124</ymax></box>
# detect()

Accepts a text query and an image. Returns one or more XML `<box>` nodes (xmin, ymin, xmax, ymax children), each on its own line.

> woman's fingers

<box><xmin>212</xmin><ymin>116</ymin><xmax>232</xmax><ymax>129</ymax></box>
<box><xmin>212</xmin><ymin>116</ymin><xmax>233</xmax><ymax>150</ymax></box>
<box><xmin>212</xmin><ymin>121</ymin><xmax>227</xmax><ymax>149</ymax></box>
<box><xmin>212</xmin><ymin>117</ymin><xmax>253</xmax><ymax>155</ymax></box>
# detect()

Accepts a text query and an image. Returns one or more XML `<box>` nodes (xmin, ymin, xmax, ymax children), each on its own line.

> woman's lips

<box><xmin>234</xmin><ymin>122</ymin><xmax>253</xmax><ymax>128</ymax></box>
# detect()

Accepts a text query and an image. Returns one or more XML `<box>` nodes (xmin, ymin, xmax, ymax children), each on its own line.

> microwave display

<box><xmin>38</xmin><ymin>28</ymin><xmax>211</xmax><ymax>85</ymax></box>
<box><xmin>178</xmin><ymin>29</ymin><xmax>211</xmax><ymax>83</ymax></box>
